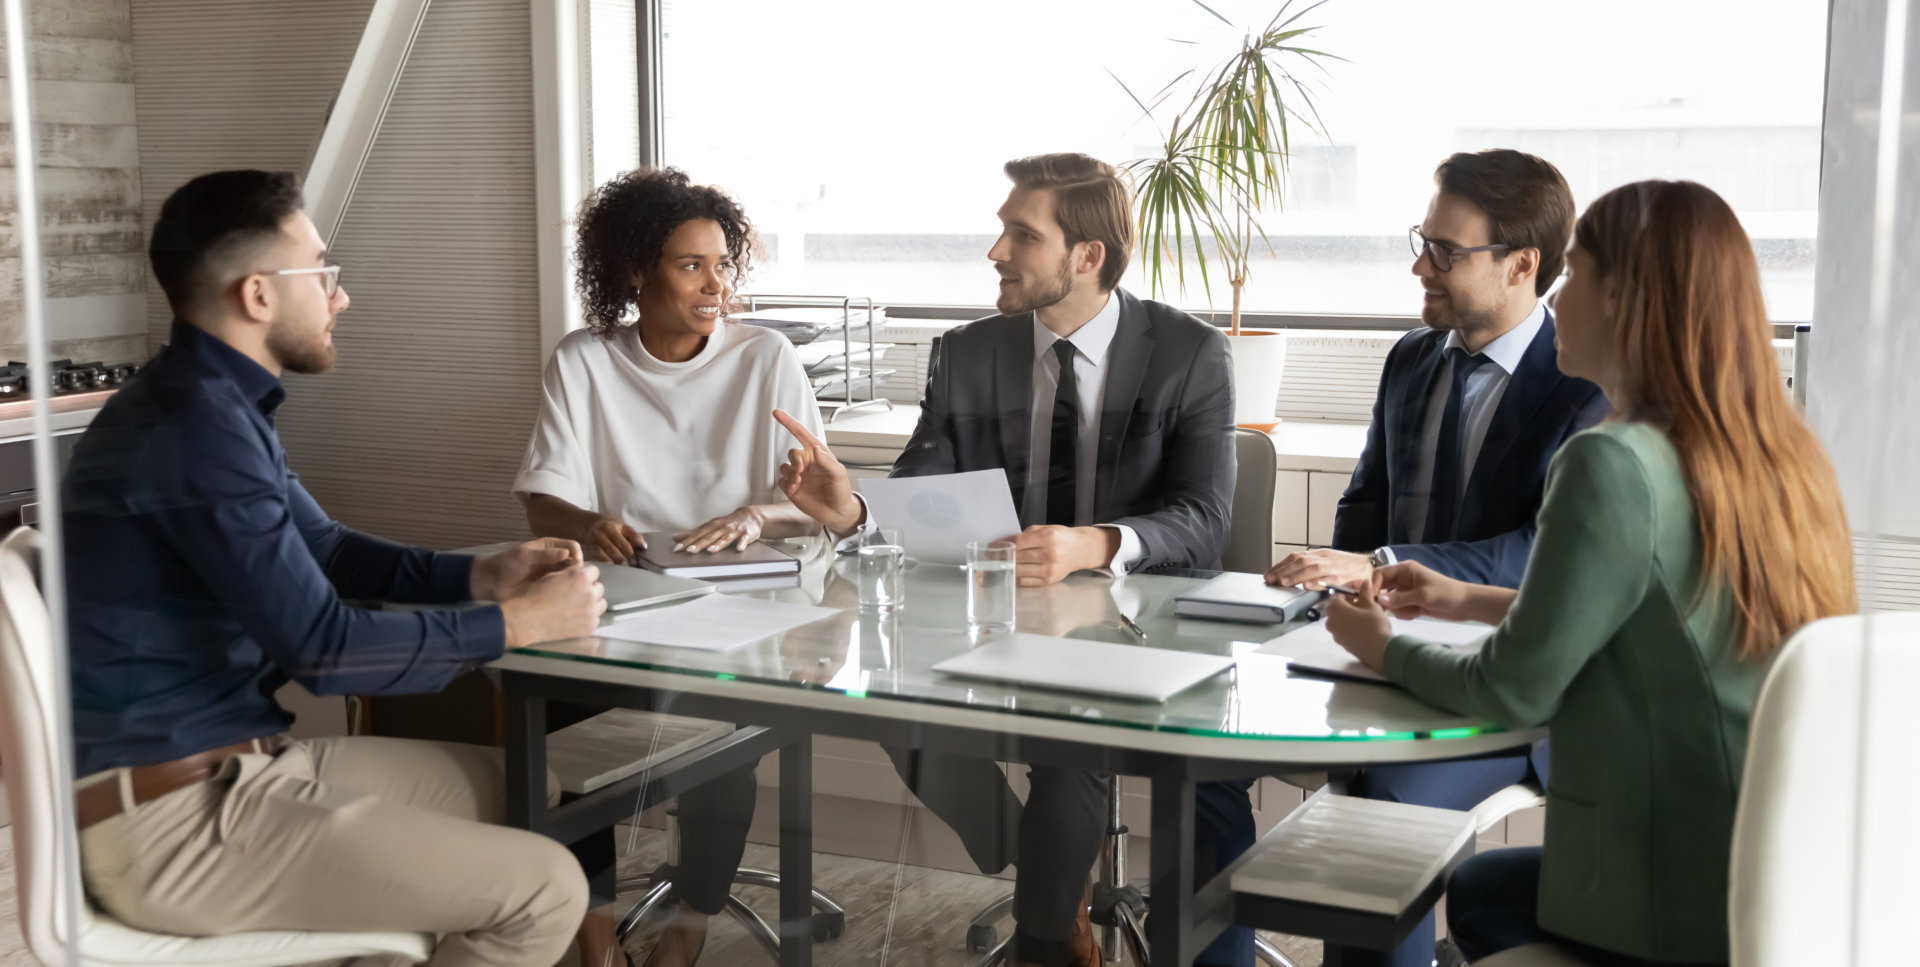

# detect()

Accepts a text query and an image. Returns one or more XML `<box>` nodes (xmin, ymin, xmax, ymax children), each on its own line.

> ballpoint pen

<box><xmin>1118</xmin><ymin>612</ymin><xmax>1149</xmax><ymax>641</ymax></box>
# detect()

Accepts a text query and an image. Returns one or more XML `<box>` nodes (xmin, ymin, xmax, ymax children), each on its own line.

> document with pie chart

<box><xmin>855</xmin><ymin>469</ymin><xmax>1022</xmax><ymax>565</ymax></box>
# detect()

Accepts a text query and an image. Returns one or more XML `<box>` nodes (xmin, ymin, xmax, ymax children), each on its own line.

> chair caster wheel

<box><xmin>966</xmin><ymin>923</ymin><xmax>999</xmax><ymax>954</ymax></box>
<box><xmin>813</xmin><ymin>911</ymin><xmax>846</xmax><ymax>942</ymax></box>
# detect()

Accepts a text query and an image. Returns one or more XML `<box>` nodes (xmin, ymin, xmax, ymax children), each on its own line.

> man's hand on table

<box><xmin>774</xmin><ymin>408</ymin><xmax>865</xmax><ymax>533</ymax></box>
<box><xmin>500</xmin><ymin>564</ymin><xmax>606</xmax><ymax>650</ymax></box>
<box><xmin>472</xmin><ymin>538</ymin><xmax>582</xmax><ymax>601</ymax></box>
<box><xmin>1014</xmin><ymin>525</ymin><xmax>1120</xmax><ymax>587</ymax></box>
<box><xmin>1265</xmin><ymin>547</ymin><xmax>1372</xmax><ymax>591</ymax></box>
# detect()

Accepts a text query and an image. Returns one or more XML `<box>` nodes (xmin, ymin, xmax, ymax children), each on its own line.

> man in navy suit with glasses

<box><xmin>1266</xmin><ymin>149</ymin><xmax>1608</xmax><ymax>967</ymax></box>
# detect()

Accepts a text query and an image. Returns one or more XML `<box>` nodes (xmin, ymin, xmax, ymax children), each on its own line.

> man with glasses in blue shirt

<box><xmin>63</xmin><ymin>170</ymin><xmax>616</xmax><ymax>967</ymax></box>
<box><xmin>1264</xmin><ymin>149</ymin><xmax>1608</xmax><ymax>967</ymax></box>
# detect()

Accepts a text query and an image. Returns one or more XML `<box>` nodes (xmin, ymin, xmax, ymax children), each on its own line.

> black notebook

<box><xmin>638</xmin><ymin>533</ymin><xmax>801</xmax><ymax>579</ymax></box>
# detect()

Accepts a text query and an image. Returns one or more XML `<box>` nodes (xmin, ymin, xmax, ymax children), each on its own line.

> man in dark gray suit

<box><xmin>775</xmin><ymin>153</ymin><xmax>1239</xmax><ymax>967</ymax></box>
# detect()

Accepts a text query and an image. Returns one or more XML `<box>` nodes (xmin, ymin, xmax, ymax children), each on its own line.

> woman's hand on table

<box><xmin>581</xmin><ymin>516</ymin><xmax>645</xmax><ymax>564</ymax></box>
<box><xmin>1325</xmin><ymin>578</ymin><xmax>1392</xmax><ymax>672</ymax></box>
<box><xmin>674</xmin><ymin>506</ymin><xmax>766</xmax><ymax>553</ymax></box>
<box><xmin>1372</xmin><ymin>561</ymin><xmax>1474</xmax><ymax>621</ymax></box>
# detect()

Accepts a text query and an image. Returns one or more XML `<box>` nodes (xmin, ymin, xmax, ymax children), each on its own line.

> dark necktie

<box><xmin>1423</xmin><ymin>347</ymin><xmax>1488</xmax><ymax>543</ymax></box>
<box><xmin>1046</xmin><ymin>340</ymin><xmax>1079</xmax><ymax>526</ymax></box>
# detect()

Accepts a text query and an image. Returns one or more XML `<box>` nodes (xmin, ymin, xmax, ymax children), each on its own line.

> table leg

<box><xmin>1149</xmin><ymin>768</ymin><xmax>1198</xmax><ymax>967</ymax></box>
<box><xmin>779</xmin><ymin>735</ymin><xmax>813</xmax><ymax>967</ymax></box>
<box><xmin>503</xmin><ymin>676</ymin><xmax>548</xmax><ymax>833</ymax></box>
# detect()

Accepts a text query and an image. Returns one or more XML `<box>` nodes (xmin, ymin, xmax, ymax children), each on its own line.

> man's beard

<box><xmin>1422</xmin><ymin>294</ymin><xmax>1502</xmax><ymax>336</ymax></box>
<box><xmin>268</xmin><ymin>318</ymin><xmax>337</xmax><ymax>375</ymax></box>
<box><xmin>996</xmin><ymin>253</ymin><xmax>1076</xmax><ymax>316</ymax></box>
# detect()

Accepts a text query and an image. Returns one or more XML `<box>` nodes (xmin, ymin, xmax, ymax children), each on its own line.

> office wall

<box><xmin>1808</xmin><ymin>0</ymin><xmax>1920</xmax><ymax>548</ymax></box>
<box><xmin>0</xmin><ymin>0</ymin><xmax>145</xmax><ymax>367</ymax></box>
<box><xmin>272</xmin><ymin>0</ymin><xmax>542</xmax><ymax>549</ymax></box>
<box><xmin>129</xmin><ymin>0</ymin><xmax>376</xmax><ymax>350</ymax></box>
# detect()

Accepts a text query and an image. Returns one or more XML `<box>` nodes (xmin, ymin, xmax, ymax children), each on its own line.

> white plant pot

<box><xmin>1224</xmin><ymin>329</ymin><xmax>1288</xmax><ymax>426</ymax></box>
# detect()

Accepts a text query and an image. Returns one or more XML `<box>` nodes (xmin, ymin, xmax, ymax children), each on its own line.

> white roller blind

<box><xmin>276</xmin><ymin>0</ymin><xmax>542</xmax><ymax>549</ymax></box>
<box><xmin>130</xmin><ymin>0</ymin><xmax>376</xmax><ymax>348</ymax></box>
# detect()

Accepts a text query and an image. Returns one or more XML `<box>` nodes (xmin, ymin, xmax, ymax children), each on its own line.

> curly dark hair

<box><xmin>574</xmin><ymin>167</ymin><xmax>756</xmax><ymax>337</ymax></box>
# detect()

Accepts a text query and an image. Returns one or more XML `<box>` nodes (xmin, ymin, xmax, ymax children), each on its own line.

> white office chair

<box><xmin>1726</xmin><ymin>611</ymin><xmax>1912</xmax><ymax>966</ymax></box>
<box><xmin>0</xmin><ymin>527</ymin><xmax>435</xmax><ymax>967</ymax></box>
<box><xmin>1480</xmin><ymin>612</ymin><xmax>1920</xmax><ymax>967</ymax></box>
<box><xmin>1223</xmin><ymin>428</ymin><xmax>1278</xmax><ymax>574</ymax></box>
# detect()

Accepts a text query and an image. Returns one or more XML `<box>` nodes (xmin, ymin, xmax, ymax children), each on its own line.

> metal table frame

<box><xmin>499</xmin><ymin>658</ymin><xmax>1534</xmax><ymax>967</ymax></box>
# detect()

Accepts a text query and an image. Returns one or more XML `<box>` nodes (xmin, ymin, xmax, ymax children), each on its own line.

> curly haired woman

<box><xmin>514</xmin><ymin>168</ymin><xmax>825</xmax><ymax>967</ymax></box>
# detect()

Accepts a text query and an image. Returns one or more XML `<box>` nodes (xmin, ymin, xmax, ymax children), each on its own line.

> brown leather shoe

<box><xmin>638</xmin><ymin>920</ymin><xmax>706</xmax><ymax>967</ymax></box>
<box><xmin>1065</xmin><ymin>881</ymin><xmax>1101</xmax><ymax>967</ymax></box>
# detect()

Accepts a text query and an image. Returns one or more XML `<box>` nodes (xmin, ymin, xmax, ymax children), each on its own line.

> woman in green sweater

<box><xmin>1326</xmin><ymin>180</ymin><xmax>1855</xmax><ymax>965</ymax></box>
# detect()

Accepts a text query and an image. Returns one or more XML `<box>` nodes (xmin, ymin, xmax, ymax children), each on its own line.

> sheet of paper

<box><xmin>856</xmin><ymin>468</ymin><xmax>1023</xmax><ymax>565</ymax></box>
<box><xmin>1258</xmin><ymin>617</ymin><xmax>1494</xmax><ymax>683</ymax></box>
<box><xmin>597</xmin><ymin>595</ymin><xmax>839</xmax><ymax>651</ymax></box>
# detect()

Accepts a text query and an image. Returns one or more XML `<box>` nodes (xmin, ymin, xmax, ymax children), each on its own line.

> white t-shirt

<box><xmin>513</xmin><ymin>321</ymin><xmax>825</xmax><ymax>533</ymax></box>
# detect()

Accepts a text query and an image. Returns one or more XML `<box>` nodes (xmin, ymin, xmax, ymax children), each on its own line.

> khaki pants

<box><xmin>79</xmin><ymin>736</ymin><xmax>588</xmax><ymax>967</ymax></box>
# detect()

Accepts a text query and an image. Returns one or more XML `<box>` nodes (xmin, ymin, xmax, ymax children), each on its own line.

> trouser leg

<box><xmin>80</xmin><ymin>737</ymin><xmax>588</xmax><ymax>967</ymax></box>
<box><xmin>669</xmin><ymin>762</ymin><xmax>758</xmax><ymax>915</ymax></box>
<box><xmin>884</xmin><ymin>744</ymin><xmax>1023</xmax><ymax>874</ymax></box>
<box><xmin>1444</xmin><ymin>848</ymin><xmax>1547</xmax><ymax>962</ymax></box>
<box><xmin>1194</xmin><ymin>778</ymin><xmax>1257</xmax><ymax>967</ymax></box>
<box><xmin>1010</xmin><ymin>765</ymin><xmax>1107</xmax><ymax>961</ymax></box>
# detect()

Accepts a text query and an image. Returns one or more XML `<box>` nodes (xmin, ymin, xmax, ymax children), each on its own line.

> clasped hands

<box><xmin>770</xmin><ymin>408</ymin><xmax>1118</xmax><ymax>586</ymax></box>
<box><xmin>469</xmin><ymin>537</ymin><xmax>607</xmax><ymax>649</ymax></box>
<box><xmin>1319</xmin><ymin>561</ymin><xmax>1473</xmax><ymax>673</ymax></box>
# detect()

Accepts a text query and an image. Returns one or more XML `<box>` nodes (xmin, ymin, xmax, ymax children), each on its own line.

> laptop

<box><xmin>931</xmin><ymin>634</ymin><xmax>1237</xmax><ymax>703</ymax></box>
<box><xmin>596</xmin><ymin>562</ymin><xmax>713</xmax><ymax>613</ymax></box>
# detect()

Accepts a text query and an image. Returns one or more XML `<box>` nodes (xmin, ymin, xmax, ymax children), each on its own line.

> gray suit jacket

<box><xmin>891</xmin><ymin>288</ymin><xmax>1236</xmax><ymax>571</ymax></box>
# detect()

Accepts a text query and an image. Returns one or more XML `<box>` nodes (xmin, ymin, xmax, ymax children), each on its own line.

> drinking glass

<box><xmin>965</xmin><ymin>539</ymin><xmax>1016</xmax><ymax>634</ymax></box>
<box><xmin>857</xmin><ymin>526</ymin><xmax>906</xmax><ymax>612</ymax></box>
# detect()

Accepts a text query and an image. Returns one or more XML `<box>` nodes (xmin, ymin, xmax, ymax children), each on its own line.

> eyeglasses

<box><xmin>1409</xmin><ymin>227</ymin><xmax>1509</xmax><ymax>273</ymax></box>
<box><xmin>267</xmin><ymin>265</ymin><xmax>343</xmax><ymax>298</ymax></box>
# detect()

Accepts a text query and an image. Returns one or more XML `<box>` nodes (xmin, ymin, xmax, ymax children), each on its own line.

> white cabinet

<box><xmin>1306</xmin><ymin>471</ymin><xmax>1345</xmax><ymax>547</ymax></box>
<box><xmin>1272</xmin><ymin>471</ymin><xmax>1308</xmax><ymax>545</ymax></box>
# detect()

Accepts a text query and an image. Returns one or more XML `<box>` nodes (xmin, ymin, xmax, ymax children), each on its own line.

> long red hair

<box><xmin>1575</xmin><ymin>180</ymin><xmax>1854</xmax><ymax>658</ymax></box>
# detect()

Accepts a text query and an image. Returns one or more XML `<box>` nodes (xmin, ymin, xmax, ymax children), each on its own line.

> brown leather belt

<box><xmin>75</xmin><ymin>735</ymin><xmax>289</xmax><ymax>832</ymax></box>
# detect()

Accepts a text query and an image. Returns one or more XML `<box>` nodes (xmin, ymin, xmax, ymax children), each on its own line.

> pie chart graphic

<box><xmin>907</xmin><ymin>491</ymin><xmax>965</xmax><ymax>529</ymax></box>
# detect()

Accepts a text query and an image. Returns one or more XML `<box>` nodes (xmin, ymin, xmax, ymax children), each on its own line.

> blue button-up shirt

<box><xmin>64</xmin><ymin>321</ymin><xmax>505</xmax><ymax>775</ymax></box>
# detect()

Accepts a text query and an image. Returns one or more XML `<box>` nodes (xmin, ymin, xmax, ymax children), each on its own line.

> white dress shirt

<box><xmin>1025</xmin><ymin>293</ymin><xmax>1146</xmax><ymax>573</ymax></box>
<box><xmin>1401</xmin><ymin>302</ymin><xmax>1546</xmax><ymax>544</ymax></box>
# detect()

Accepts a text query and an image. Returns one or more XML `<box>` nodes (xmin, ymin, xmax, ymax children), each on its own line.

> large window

<box><xmin>659</xmin><ymin>0</ymin><xmax>1826</xmax><ymax>320</ymax></box>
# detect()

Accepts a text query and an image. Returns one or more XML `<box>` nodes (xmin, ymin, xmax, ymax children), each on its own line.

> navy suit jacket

<box><xmin>1332</xmin><ymin>310</ymin><xmax>1609</xmax><ymax>587</ymax></box>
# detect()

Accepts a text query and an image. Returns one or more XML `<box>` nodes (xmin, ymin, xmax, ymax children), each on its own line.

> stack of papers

<box><xmin>733</xmin><ymin>307</ymin><xmax>884</xmax><ymax>345</ymax></box>
<box><xmin>598</xmin><ymin>595</ymin><xmax>838</xmax><ymax>652</ymax></box>
<box><xmin>1258</xmin><ymin>617</ymin><xmax>1494</xmax><ymax>683</ymax></box>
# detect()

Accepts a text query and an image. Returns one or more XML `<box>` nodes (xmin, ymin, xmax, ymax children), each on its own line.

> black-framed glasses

<box><xmin>1409</xmin><ymin>227</ymin><xmax>1509</xmax><ymax>272</ymax></box>
<box><xmin>268</xmin><ymin>265</ymin><xmax>343</xmax><ymax>298</ymax></box>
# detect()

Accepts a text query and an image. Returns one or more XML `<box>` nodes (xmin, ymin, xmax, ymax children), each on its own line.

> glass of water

<box><xmin>857</xmin><ymin>526</ymin><xmax>906</xmax><ymax>612</ymax></box>
<box><xmin>965</xmin><ymin>539</ymin><xmax>1017</xmax><ymax>634</ymax></box>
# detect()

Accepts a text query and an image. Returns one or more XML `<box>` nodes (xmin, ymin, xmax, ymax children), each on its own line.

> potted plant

<box><xmin>1120</xmin><ymin>0</ymin><xmax>1340</xmax><ymax>427</ymax></box>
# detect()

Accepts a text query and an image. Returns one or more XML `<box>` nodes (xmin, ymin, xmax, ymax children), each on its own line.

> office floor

<box><xmin>0</xmin><ymin>827</ymin><xmax>1327</xmax><ymax>967</ymax></box>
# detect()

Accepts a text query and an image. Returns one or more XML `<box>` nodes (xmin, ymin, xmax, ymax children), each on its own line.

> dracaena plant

<box><xmin>1119</xmin><ymin>0</ymin><xmax>1342</xmax><ymax>334</ymax></box>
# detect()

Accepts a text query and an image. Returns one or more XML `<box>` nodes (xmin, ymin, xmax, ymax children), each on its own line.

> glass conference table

<box><xmin>490</xmin><ymin>537</ymin><xmax>1538</xmax><ymax>967</ymax></box>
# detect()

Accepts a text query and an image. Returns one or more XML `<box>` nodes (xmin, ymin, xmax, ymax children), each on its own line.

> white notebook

<box><xmin>1259</xmin><ymin>617</ymin><xmax>1493</xmax><ymax>683</ymax></box>
<box><xmin>931</xmin><ymin>634</ymin><xmax>1236</xmax><ymax>702</ymax></box>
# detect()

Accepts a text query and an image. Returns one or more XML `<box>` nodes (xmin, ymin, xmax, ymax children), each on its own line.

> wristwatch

<box><xmin>1369</xmin><ymin>547</ymin><xmax>1395</xmax><ymax>569</ymax></box>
